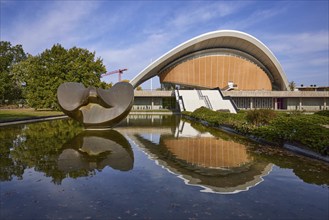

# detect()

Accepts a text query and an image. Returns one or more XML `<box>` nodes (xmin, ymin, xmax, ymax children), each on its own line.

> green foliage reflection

<box><xmin>0</xmin><ymin>119</ymin><xmax>83</xmax><ymax>183</ymax></box>
<box><xmin>0</xmin><ymin>119</ymin><xmax>134</xmax><ymax>185</ymax></box>
<box><xmin>0</xmin><ymin>125</ymin><xmax>26</xmax><ymax>180</ymax></box>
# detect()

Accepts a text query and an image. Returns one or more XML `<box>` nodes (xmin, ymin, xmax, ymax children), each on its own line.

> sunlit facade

<box><xmin>130</xmin><ymin>30</ymin><xmax>328</xmax><ymax>111</ymax></box>
<box><xmin>131</xmin><ymin>30</ymin><xmax>289</xmax><ymax>91</ymax></box>
<box><xmin>160</xmin><ymin>49</ymin><xmax>273</xmax><ymax>90</ymax></box>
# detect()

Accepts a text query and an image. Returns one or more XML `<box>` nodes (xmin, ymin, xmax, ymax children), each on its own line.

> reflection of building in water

<box><xmin>58</xmin><ymin>130</ymin><xmax>134</xmax><ymax>176</ymax></box>
<box><xmin>134</xmin><ymin>135</ymin><xmax>272</xmax><ymax>194</ymax></box>
<box><xmin>120</xmin><ymin>117</ymin><xmax>273</xmax><ymax>194</ymax></box>
<box><xmin>163</xmin><ymin>138</ymin><xmax>251</xmax><ymax>169</ymax></box>
<box><xmin>170</xmin><ymin>120</ymin><xmax>251</xmax><ymax>168</ymax></box>
<box><xmin>118</xmin><ymin>114</ymin><xmax>180</xmax><ymax>129</ymax></box>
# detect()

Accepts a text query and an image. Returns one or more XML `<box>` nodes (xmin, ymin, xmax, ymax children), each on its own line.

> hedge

<box><xmin>183</xmin><ymin>107</ymin><xmax>329</xmax><ymax>155</ymax></box>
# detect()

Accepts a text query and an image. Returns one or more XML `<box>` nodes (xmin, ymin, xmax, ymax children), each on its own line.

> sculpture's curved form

<box><xmin>57</xmin><ymin>82</ymin><xmax>134</xmax><ymax>129</ymax></box>
<box><xmin>59</xmin><ymin>130</ymin><xmax>134</xmax><ymax>172</ymax></box>
<box><xmin>131</xmin><ymin>30</ymin><xmax>289</xmax><ymax>91</ymax></box>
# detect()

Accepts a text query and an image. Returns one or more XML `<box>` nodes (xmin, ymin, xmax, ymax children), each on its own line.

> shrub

<box><xmin>183</xmin><ymin>107</ymin><xmax>329</xmax><ymax>155</ymax></box>
<box><xmin>246</xmin><ymin>109</ymin><xmax>277</xmax><ymax>126</ymax></box>
<box><xmin>253</xmin><ymin>115</ymin><xmax>329</xmax><ymax>154</ymax></box>
<box><xmin>314</xmin><ymin>110</ymin><xmax>329</xmax><ymax>117</ymax></box>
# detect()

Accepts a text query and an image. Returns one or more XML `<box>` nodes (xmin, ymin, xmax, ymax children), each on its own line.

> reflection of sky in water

<box><xmin>0</xmin><ymin>116</ymin><xmax>328</xmax><ymax>220</ymax></box>
<box><xmin>175</xmin><ymin>120</ymin><xmax>213</xmax><ymax>138</ymax></box>
<box><xmin>139</xmin><ymin>133</ymin><xmax>161</xmax><ymax>145</ymax></box>
<box><xmin>119</xmin><ymin>115</ymin><xmax>273</xmax><ymax>194</ymax></box>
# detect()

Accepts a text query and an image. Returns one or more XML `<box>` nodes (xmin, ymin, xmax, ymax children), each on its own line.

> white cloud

<box><xmin>97</xmin><ymin>2</ymin><xmax>250</xmax><ymax>82</ymax></box>
<box><xmin>96</xmin><ymin>32</ymin><xmax>171</xmax><ymax>84</ymax></box>
<box><xmin>269</xmin><ymin>31</ymin><xmax>329</xmax><ymax>56</ymax></box>
<box><xmin>2</xmin><ymin>1</ymin><xmax>327</xmax><ymax>87</ymax></box>
<box><xmin>218</xmin><ymin>7</ymin><xmax>286</xmax><ymax>30</ymax></box>
<box><xmin>266</xmin><ymin>31</ymin><xmax>329</xmax><ymax>55</ymax></box>
<box><xmin>96</xmin><ymin>2</ymin><xmax>248</xmax><ymax>85</ymax></box>
<box><xmin>308</xmin><ymin>57</ymin><xmax>329</xmax><ymax>66</ymax></box>
<box><xmin>264</xmin><ymin>31</ymin><xmax>329</xmax><ymax>85</ymax></box>
<box><xmin>3</xmin><ymin>1</ymin><xmax>100</xmax><ymax>54</ymax></box>
<box><xmin>169</xmin><ymin>2</ymin><xmax>247</xmax><ymax>30</ymax></box>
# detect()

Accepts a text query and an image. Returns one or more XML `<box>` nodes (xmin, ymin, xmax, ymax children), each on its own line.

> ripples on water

<box><xmin>0</xmin><ymin>115</ymin><xmax>328</xmax><ymax>219</ymax></box>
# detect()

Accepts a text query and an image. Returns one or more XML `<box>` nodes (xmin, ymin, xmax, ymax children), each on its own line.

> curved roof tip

<box><xmin>130</xmin><ymin>30</ymin><xmax>289</xmax><ymax>90</ymax></box>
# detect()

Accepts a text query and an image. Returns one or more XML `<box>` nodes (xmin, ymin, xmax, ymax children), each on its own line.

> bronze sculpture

<box><xmin>57</xmin><ymin>82</ymin><xmax>134</xmax><ymax>129</ymax></box>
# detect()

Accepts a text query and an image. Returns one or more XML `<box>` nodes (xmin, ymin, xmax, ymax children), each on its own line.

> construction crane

<box><xmin>101</xmin><ymin>68</ymin><xmax>127</xmax><ymax>82</ymax></box>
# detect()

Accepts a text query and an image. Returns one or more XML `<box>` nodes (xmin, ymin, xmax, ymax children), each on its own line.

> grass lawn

<box><xmin>0</xmin><ymin>109</ymin><xmax>64</xmax><ymax>122</ymax></box>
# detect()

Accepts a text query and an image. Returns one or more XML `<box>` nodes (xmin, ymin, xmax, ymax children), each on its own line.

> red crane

<box><xmin>101</xmin><ymin>68</ymin><xmax>127</xmax><ymax>82</ymax></box>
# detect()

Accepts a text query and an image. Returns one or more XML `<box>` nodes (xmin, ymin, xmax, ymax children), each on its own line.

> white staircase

<box><xmin>201</xmin><ymin>90</ymin><xmax>237</xmax><ymax>113</ymax></box>
<box><xmin>175</xmin><ymin>89</ymin><xmax>237</xmax><ymax>113</ymax></box>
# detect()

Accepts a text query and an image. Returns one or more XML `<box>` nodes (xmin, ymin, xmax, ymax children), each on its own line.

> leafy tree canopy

<box><xmin>12</xmin><ymin>44</ymin><xmax>107</xmax><ymax>109</ymax></box>
<box><xmin>288</xmin><ymin>81</ymin><xmax>296</xmax><ymax>91</ymax></box>
<box><xmin>0</xmin><ymin>41</ymin><xmax>27</xmax><ymax>103</ymax></box>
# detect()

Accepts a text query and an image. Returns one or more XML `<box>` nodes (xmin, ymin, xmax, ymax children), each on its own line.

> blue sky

<box><xmin>1</xmin><ymin>0</ymin><xmax>328</xmax><ymax>89</ymax></box>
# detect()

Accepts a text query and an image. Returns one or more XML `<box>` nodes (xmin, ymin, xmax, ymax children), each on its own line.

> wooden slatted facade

<box><xmin>159</xmin><ymin>55</ymin><xmax>273</xmax><ymax>90</ymax></box>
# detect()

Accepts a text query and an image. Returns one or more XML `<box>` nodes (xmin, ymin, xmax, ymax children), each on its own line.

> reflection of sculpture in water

<box><xmin>59</xmin><ymin>130</ymin><xmax>134</xmax><ymax>174</ymax></box>
<box><xmin>57</xmin><ymin>82</ymin><xmax>134</xmax><ymax>129</ymax></box>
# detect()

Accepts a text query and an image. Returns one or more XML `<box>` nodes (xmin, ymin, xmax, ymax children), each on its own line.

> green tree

<box><xmin>0</xmin><ymin>41</ymin><xmax>27</xmax><ymax>104</ymax></box>
<box><xmin>288</xmin><ymin>81</ymin><xmax>296</xmax><ymax>91</ymax></box>
<box><xmin>99</xmin><ymin>81</ymin><xmax>113</xmax><ymax>89</ymax></box>
<box><xmin>12</xmin><ymin>44</ymin><xmax>106</xmax><ymax>109</ymax></box>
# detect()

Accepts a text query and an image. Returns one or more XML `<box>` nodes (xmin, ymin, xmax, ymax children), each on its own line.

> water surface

<box><xmin>0</xmin><ymin>115</ymin><xmax>328</xmax><ymax>219</ymax></box>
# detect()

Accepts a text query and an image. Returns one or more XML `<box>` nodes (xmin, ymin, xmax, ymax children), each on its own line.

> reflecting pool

<box><xmin>1</xmin><ymin>115</ymin><xmax>328</xmax><ymax>219</ymax></box>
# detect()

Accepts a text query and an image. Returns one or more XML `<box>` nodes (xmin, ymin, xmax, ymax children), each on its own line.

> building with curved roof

<box><xmin>131</xmin><ymin>30</ymin><xmax>328</xmax><ymax>112</ymax></box>
<box><xmin>131</xmin><ymin>30</ymin><xmax>289</xmax><ymax>91</ymax></box>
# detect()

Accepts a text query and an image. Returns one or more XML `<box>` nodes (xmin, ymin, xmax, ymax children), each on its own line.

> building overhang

<box><xmin>130</xmin><ymin>30</ymin><xmax>289</xmax><ymax>91</ymax></box>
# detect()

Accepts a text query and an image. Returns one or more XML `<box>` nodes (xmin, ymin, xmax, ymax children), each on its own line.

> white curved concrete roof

<box><xmin>130</xmin><ymin>30</ymin><xmax>289</xmax><ymax>90</ymax></box>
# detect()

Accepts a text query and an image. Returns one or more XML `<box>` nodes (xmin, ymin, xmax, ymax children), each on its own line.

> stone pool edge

<box><xmin>0</xmin><ymin>115</ymin><xmax>68</xmax><ymax>127</ymax></box>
